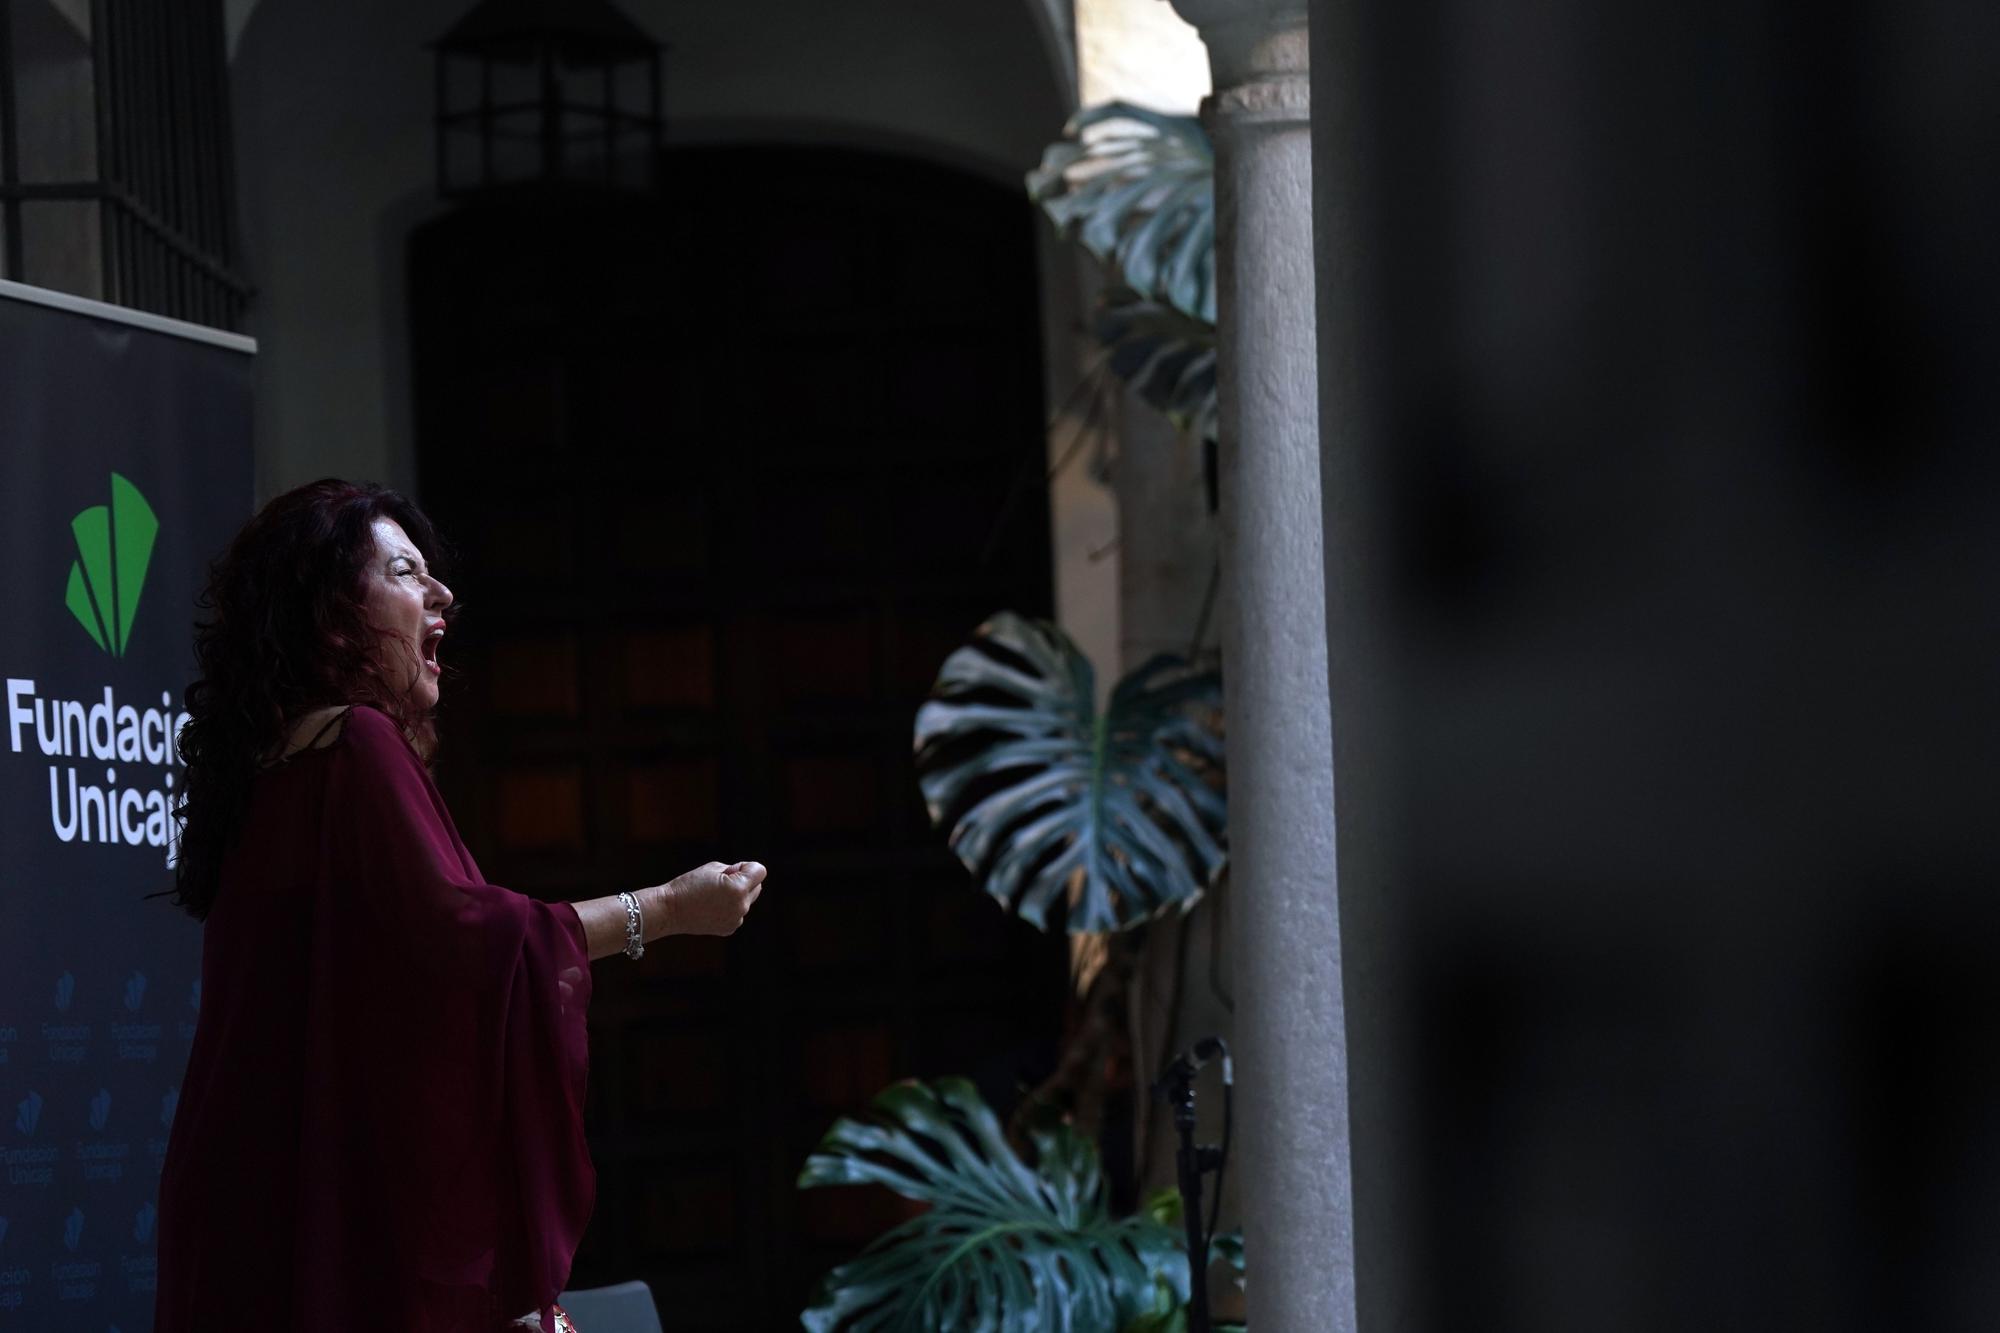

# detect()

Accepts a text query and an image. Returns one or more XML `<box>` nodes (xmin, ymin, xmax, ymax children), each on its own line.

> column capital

<box><xmin>1162</xmin><ymin>0</ymin><xmax>1307</xmax><ymax>94</ymax></box>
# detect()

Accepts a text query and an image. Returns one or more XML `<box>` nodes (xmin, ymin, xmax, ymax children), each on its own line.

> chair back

<box><xmin>555</xmin><ymin>1279</ymin><xmax>663</xmax><ymax>1333</ymax></box>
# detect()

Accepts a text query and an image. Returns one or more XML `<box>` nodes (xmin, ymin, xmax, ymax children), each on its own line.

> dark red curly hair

<box><xmin>170</xmin><ymin>479</ymin><xmax>456</xmax><ymax>920</ymax></box>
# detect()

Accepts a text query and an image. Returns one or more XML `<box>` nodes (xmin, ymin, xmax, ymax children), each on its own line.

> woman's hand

<box><xmin>573</xmin><ymin>863</ymin><xmax>768</xmax><ymax>960</ymax></box>
<box><xmin>655</xmin><ymin>861</ymin><xmax>766</xmax><ymax>937</ymax></box>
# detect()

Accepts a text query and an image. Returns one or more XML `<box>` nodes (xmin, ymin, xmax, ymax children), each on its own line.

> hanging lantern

<box><xmin>431</xmin><ymin>0</ymin><xmax>665</xmax><ymax>198</ymax></box>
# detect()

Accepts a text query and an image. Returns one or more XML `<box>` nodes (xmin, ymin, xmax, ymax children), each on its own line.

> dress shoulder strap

<box><xmin>261</xmin><ymin>704</ymin><xmax>354</xmax><ymax>768</ymax></box>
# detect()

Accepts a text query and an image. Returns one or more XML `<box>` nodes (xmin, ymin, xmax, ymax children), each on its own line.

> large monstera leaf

<box><xmin>798</xmin><ymin>1078</ymin><xmax>1188</xmax><ymax>1332</ymax></box>
<box><xmin>1094</xmin><ymin>287</ymin><xmax>1218</xmax><ymax>442</ymax></box>
<box><xmin>1029</xmin><ymin>104</ymin><xmax>1219</xmax><ymax>443</ymax></box>
<box><xmin>1028</xmin><ymin>103</ymin><xmax>1216</xmax><ymax>325</ymax></box>
<box><xmin>914</xmin><ymin>613</ymin><xmax>1225</xmax><ymax>934</ymax></box>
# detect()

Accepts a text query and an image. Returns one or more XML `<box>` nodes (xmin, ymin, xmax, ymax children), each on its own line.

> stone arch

<box><xmin>229</xmin><ymin>0</ymin><xmax>1076</xmax><ymax>495</ymax></box>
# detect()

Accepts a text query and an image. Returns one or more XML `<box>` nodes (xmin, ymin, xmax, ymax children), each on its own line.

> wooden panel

<box><xmin>623</xmin><ymin>625</ymin><xmax>715</xmax><ymax>710</ymax></box>
<box><xmin>770</xmin><ymin>343</ymin><xmax>881</xmax><ymax>431</ymax></box>
<box><xmin>796</xmin><ymin>1181</ymin><xmax>926</xmax><ymax>1247</ymax></box>
<box><xmin>613</xmin><ymin>492</ymin><xmax>707</xmax><ymax>575</ymax></box>
<box><xmin>783</xmin><ymin>886</ymin><xmax>896</xmax><ymax>973</ymax></box>
<box><xmin>629</xmin><ymin>1029</ymin><xmax>730</xmax><ymax>1116</ymax></box>
<box><xmin>885</xmin><ymin>203</ymin><xmax>1007</xmax><ymax>315</ymax></box>
<box><xmin>473</xmin><ymin>358</ymin><xmax>566</xmax><ymax>457</ymax></box>
<box><xmin>413</xmin><ymin>149</ymin><xmax>1065</xmax><ymax>1332</ymax></box>
<box><xmin>925</xmin><ymin>887</ymin><xmax>1014</xmax><ymax>966</ymax></box>
<box><xmin>494</xmin><ymin>765</ymin><xmax>585</xmax><ymax>849</ymax></box>
<box><xmin>625</xmin><ymin>758</ymin><xmax>720</xmax><ymax>843</ymax></box>
<box><xmin>640</xmin><ymin>1165</ymin><xmax>737</xmax><ymax>1257</ymax></box>
<box><xmin>887</xmin><ymin>464</ymin><xmax>1020</xmax><ymax>571</ymax></box>
<box><xmin>802</xmin><ymin>1024</ymin><xmax>894</xmax><ymax>1110</ymax></box>
<box><xmin>472</xmin><ymin>496</ymin><xmax>576</xmax><ymax>579</ymax></box>
<box><xmin>757</xmin><ymin>219</ymin><xmax>869</xmax><ymax>316</ymax></box>
<box><xmin>782</xmin><ymin>755</ymin><xmax>879</xmax><ymax>835</ymax></box>
<box><xmin>913</xmin><ymin>1010</ymin><xmax>1037</xmax><ymax>1086</ymax></box>
<box><xmin>891</xmin><ymin>611</ymin><xmax>980</xmax><ymax>700</ymax></box>
<box><xmin>488</xmin><ymin>634</ymin><xmax>581</xmax><ymax>716</ymax></box>
<box><xmin>591</xmin><ymin>354</ymin><xmax>713</xmax><ymax>463</ymax></box>
<box><xmin>636</xmin><ymin>934</ymin><xmax>728</xmax><ymax>981</ymax></box>
<box><xmin>771</xmin><ymin>615</ymin><xmax>873</xmax><ymax>704</ymax></box>
<box><xmin>883</xmin><ymin>336</ymin><xmax>1002</xmax><ymax>432</ymax></box>
<box><xmin>758</xmin><ymin>482</ymin><xmax>878</xmax><ymax>578</ymax></box>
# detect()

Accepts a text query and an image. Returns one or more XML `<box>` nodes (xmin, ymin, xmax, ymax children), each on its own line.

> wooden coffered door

<box><xmin>409</xmin><ymin>146</ymin><xmax>1067</xmax><ymax>1331</ymax></box>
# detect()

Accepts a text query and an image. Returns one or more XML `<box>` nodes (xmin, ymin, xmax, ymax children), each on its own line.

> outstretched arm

<box><xmin>571</xmin><ymin>861</ymin><xmax>767</xmax><ymax>961</ymax></box>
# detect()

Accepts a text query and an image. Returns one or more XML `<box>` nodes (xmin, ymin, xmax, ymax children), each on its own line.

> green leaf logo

<box><xmin>64</xmin><ymin>473</ymin><xmax>158</xmax><ymax>656</ymax></box>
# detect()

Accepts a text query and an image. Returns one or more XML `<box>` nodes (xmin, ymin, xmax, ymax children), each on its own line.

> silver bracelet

<box><xmin>616</xmin><ymin>890</ymin><xmax>645</xmax><ymax>960</ymax></box>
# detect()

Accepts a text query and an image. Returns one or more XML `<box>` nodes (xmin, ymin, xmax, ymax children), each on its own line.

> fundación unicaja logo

<box><xmin>54</xmin><ymin>970</ymin><xmax>75</xmax><ymax>1013</ymax></box>
<box><xmin>14</xmin><ymin>1090</ymin><xmax>41</xmax><ymax>1136</ymax></box>
<box><xmin>88</xmin><ymin>1089</ymin><xmax>112</xmax><ymax>1132</ymax></box>
<box><xmin>64</xmin><ymin>472</ymin><xmax>158</xmax><ymax>657</ymax></box>
<box><xmin>63</xmin><ymin>1205</ymin><xmax>84</xmax><ymax>1253</ymax></box>
<box><xmin>124</xmin><ymin>970</ymin><xmax>147</xmax><ymax>1012</ymax></box>
<box><xmin>133</xmin><ymin>1201</ymin><xmax>156</xmax><ymax>1244</ymax></box>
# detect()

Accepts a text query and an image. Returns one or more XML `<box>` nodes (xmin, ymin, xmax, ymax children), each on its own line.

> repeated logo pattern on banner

<box><xmin>0</xmin><ymin>287</ymin><xmax>252</xmax><ymax>1330</ymax></box>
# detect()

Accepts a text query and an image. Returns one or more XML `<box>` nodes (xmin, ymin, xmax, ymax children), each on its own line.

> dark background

<box><xmin>409</xmin><ymin>145</ymin><xmax>1069</xmax><ymax>1332</ymax></box>
<box><xmin>1318</xmin><ymin>0</ymin><xmax>2000</xmax><ymax>1328</ymax></box>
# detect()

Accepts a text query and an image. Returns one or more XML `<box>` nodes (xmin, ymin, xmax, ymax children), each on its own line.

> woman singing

<box><xmin>153</xmin><ymin>479</ymin><xmax>766</xmax><ymax>1332</ymax></box>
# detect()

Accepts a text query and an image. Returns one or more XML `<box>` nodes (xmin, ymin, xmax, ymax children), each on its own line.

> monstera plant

<box><xmin>797</xmin><ymin>115</ymin><xmax>1237</xmax><ymax>1329</ymax></box>
<box><xmin>802</xmin><ymin>623</ymin><xmax>1234</xmax><ymax>1329</ymax></box>
<box><xmin>913</xmin><ymin>612</ymin><xmax>1225</xmax><ymax>934</ymax></box>
<box><xmin>1029</xmin><ymin>103</ymin><xmax>1217</xmax><ymax>441</ymax></box>
<box><xmin>797</xmin><ymin>1078</ymin><xmax>1192</xmax><ymax>1333</ymax></box>
<box><xmin>1029</xmin><ymin>103</ymin><xmax>1215</xmax><ymax>325</ymax></box>
<box><xmin>1126</xmin><ymin>1212</ymin><xmax>1247</xmax><ymax>1333</ymax></box>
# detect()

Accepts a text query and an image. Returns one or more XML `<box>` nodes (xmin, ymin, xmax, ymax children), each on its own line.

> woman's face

<box><xmin>361</xmin><ymin>517</ymin><xmax>453</xmax><ymax>710</ymax></box>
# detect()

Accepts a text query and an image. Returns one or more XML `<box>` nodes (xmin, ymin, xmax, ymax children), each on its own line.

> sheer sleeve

<box><xmin>301</xmin><ymin>706</ymin><xmax>594</xmax><ymax>1332</ymax></box>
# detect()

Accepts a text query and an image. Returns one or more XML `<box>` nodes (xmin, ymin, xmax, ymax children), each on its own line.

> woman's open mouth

<box><xmin>422</xmin><ymin>622</ymin><xmax>444</xmax><ymax>675</ymax></box>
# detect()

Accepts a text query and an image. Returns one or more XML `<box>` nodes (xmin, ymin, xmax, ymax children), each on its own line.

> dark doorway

<box><xmin>408</xmin><ymin>145</ymin><xmax>1066</xmax><ymax>1331</ymax></box>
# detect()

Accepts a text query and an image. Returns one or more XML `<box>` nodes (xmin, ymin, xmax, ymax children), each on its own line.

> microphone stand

<box><xmin>1159</xmin><ymin>1037</ymin><xmax>1230</xmax><ymax>1333</ymax></box>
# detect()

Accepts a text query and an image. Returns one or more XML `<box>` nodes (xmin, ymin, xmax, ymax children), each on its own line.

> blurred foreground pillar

<box><xmin>1166</xmin><ymin>1</ymin><xmax>1358</xmax><ymax>1328</ymax></box>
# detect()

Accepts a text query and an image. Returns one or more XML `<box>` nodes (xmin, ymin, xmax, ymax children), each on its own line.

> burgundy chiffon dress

<box><xmin>155</xmin><ymin>706</ymin><xmax>595</xmax><ymax>1332</ymax></box>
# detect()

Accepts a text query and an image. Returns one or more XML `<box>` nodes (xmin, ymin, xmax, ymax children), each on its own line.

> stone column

<box><xmin>1162</xmin><ymin>2</ymin><xmax>1357</xmax><ymax>1329</ymax></box>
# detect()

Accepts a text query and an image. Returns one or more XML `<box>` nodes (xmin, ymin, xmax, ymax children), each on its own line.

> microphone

<box><xmin>1158</xmin><ymin>1034</ymin><xmax>1235</xmax><ymax>1333</ymax></box>
<box><xmin>1165</xmin><ymin>1035</ymin><xmax>1233</xmax><ymax>1088</ymax></box>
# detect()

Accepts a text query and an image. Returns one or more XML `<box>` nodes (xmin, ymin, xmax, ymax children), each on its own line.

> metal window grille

<box><xmin>431</xmin><ymin>0</ymin><xmax>665</xmax><ymax>199</ymax></box>
<box><xmin>0</xmin><ymin>0</ymin><xmax>249</xmax><ymax>330</ymax></box>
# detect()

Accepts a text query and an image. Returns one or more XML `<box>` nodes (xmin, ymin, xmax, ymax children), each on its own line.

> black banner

<box><xmin>0</xmin><ymin>283</ymin><xmax>252</xmax><ymax>1329</ymax></box>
